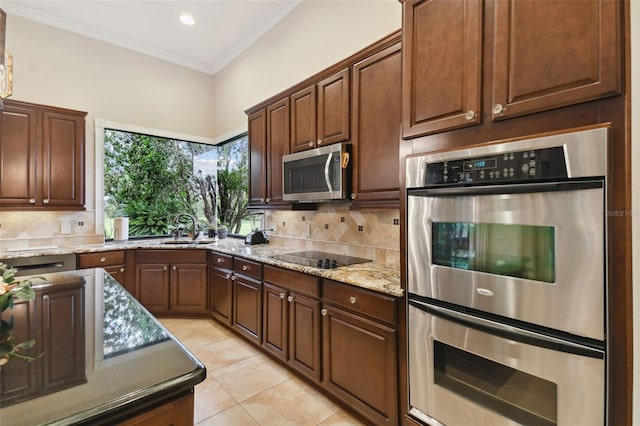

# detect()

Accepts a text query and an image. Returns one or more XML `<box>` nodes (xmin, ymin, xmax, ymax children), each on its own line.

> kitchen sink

<box><xmin>161</xmin><ymin>239</ymin><xmax>217</xmax><ymax>245</ymax></box>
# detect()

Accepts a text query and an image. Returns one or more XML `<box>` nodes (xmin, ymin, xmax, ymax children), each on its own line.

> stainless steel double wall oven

<box><xmin>405</xmin><ymin>127</ymin><xmax>608</xmax><ymax>426</ymax></box>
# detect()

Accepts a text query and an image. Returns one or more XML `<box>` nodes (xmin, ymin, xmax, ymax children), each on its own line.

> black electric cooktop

<box><xmin>272</xmin><ymin>250</ymin><xmax>372</xmax><ymax>269</ymax></box>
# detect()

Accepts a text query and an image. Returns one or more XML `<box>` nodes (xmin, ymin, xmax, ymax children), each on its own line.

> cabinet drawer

<box><xmin>209</xmin><ymin>251</ymin><xmax>233</xmax><ymax>269</ymax></box>
<box><xmin>264</xmin><ymin>265</ymin><xmax>320</xmax><ymax>299</ymax></box>
<box><xmin>233</xmin><ymin>257</ymin><xmax>262</xmax><ymax>280</ymax></box>
<box><xmin>77</xmin><ymin>250</ymin><xmax>125</xmax><ymax>268</ymax></box>
<box><xmin>136</xmin><ymin>249</ymin><xmax>207</xmax><ymax>264</ymax></box>
<box><xmin>323</xmin><ymin>279</ymin><xmax>397</xmax><ymax>325</ymax></box>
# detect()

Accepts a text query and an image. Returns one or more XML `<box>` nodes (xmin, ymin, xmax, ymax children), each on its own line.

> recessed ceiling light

<box><xmin>180</xmin><ymin>14</ymin><xmax>195</xmax><ymax>26</ymax></box>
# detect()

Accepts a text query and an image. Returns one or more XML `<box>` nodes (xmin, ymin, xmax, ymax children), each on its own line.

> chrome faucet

<box><xmin>173</xmin><ymin>213</ymin><xmax>198</xmax><ymax>240</ymax></box>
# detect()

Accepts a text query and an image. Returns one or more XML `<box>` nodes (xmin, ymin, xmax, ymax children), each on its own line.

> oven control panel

<box><xmin>425</xmin><ymin>146</ymin><xmax>567</xmax><ymax>185</ymax></box>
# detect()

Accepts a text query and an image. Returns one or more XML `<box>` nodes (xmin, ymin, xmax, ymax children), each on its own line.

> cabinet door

<box><xmin>289</xmin><ymin>292</ymin><xmax>321</xmax><ymax>383</ymax></box>
<box><xmin>209</xmin><ymin>266</ymin><xmax>233</xmax><ymax>325</ymax></box>
<box><xmin>352</xmin><ymin>42</ymin><xmax>402</xmax><ymax>207</ymax></box>
<box><xmin>41</xmin><ymin>111</ymin><xmax>85</xmax><ymax>208</ymax></box>
<box><xmin>0</xmin><ymin>298</ymin><xmax>39</xmax><ymax>405</ymax></box>
<box><xmin>323</xmin><ymin>306</ymin><xmax>398</xmax><ymax>425</ymax></box>
<box><xmin>40</xmin><ymin>284</ymin><xmax>86</xmax><ymax>393</ymax></box>
<box><xmin>290</xmin><ymin>85</ymin><xmax>317</xmax><ymax>153</ymax></box>
<box><xmin>233</xmin><ymin>275</ymin><xmax>262</xmax><ymax>344</ymax></box>
<box><xmin>401</xmin><ymin>0</ymin><xmax>482</xmax><ymax>138</ymax></box>
<box><xmin>491</xmin><ymin>0</ymin><xmax>621</xmax><ymax>120</ymax></box>
<box><xmin>104</xmin><ymin>265</ymin><xmax>126</xmax><ymax>287</ymax></box>
<box><xmin>0</xmin><ymin>105</ymin><xmax>38</xmax><ymax>207</ymax></box>
<box><xmin>170</xmin><ymin>263</ymin><xmax>208</xmax><ymax>313</ymax></box>
<box><xmin>136</xmin><ymin>264</ymin><xmax>170</xmax><ymax>313</ymax></box>
<box><xmin>248</xmin><ymin>109</ymin><xmax>267</xmax><ymax>206</ymax></box>
<box><xmin>120</xmin><ymin>392</ymin><xmax>194</xmax><ymax>426</ymax></box>
<box><xmin>262</xmin><ymin>283</ymin><xmax>288</xmax><ymax>361</ymax></box>
<box><xmin>317</xmin><ymin>69</ymin><xmax>350</xmax><ymax>146</ymax></box>
<box><xmin>266</xmin><ymin>98</ymin><xmax>289</xmax><ymax>206</ymax></box>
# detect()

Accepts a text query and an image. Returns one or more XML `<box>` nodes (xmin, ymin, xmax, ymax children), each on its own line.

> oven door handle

<box><xmin>408</xmin><ymin>180</ymin><xmax>603</xmax><ymax>197</ymax></box>
<box><xmin>409</xmin><ymin>298</ymin><xmax>605</xmax><ymax>359</ymax></box>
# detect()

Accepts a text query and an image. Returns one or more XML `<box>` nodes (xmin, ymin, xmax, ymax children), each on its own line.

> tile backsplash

<box><xmin>0</xmin><ymin>205</ymin><xmax>401</xmax><ymax>269</ymax></box>
<box><xmin>0</xmin><ymin>211</ymin><xmax>103</xmax><ymax>252</ymax></box>
<box><xmin>265</xmin><ymin>204</ymin><xmax>400</xmax><ymax>268</ymax></box>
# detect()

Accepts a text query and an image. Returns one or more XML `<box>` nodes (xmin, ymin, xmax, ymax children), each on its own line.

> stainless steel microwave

<box><xmin>282</xmin><ymin>143</ymin><xmax>351</xmax><ymax>202</ymax></box>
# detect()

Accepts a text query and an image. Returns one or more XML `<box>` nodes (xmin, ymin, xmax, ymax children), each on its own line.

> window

<box><xmin>103</xmin><ymin>129</ymin><xmax>250</xmax><ymax>239</ymax></box>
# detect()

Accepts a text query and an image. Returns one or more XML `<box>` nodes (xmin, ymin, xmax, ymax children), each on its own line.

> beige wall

<box><xmin>211</xmin><ymin>0</ymin><xmax>401</xmax><ymax>138</ymax></box>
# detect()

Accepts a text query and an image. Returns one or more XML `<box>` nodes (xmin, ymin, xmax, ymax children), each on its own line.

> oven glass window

<box><xmin>432</xmin><ymin>222</ymin><xmax>555</xmax><ymax>282</ymax></box>
<box><xmin>434</xmin><ymin>341</ymin><xmax>557</xmax><ymax>425</ymax></box>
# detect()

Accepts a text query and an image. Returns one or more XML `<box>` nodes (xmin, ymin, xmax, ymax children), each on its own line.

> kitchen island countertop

<box><xmin>0</xmin><ymin>268</ymin><xmax>205</xmax><ymax>425</ymax></box>
<box><xmin>0</xmin><ymin>239</ymin><xmax>403</xmax><ymax>297</ymax></box>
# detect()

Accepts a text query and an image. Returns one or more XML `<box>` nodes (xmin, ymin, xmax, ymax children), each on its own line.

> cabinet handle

<box><xmin>100</xmin><ymin>257</ymin><xmax>106</xmax><ymax>263</ymax></box>
<box><xmin>349</xmin><ymin>296</ymin><xmax>357</xmax><ymax>304</ymax></box>
<box><xmin>308</xmin><ymin>141</ymin><xmax>314</xmax><ymax>147</ymax></box>
<box><xmin>120</xmin><ymin>267</ymin><xmax>125</xmax><ymax>273</ymax></box>
<box><xmin>280</xmin><ymin>292</ymin><xmax>286</xmax><ymax>299</ymax></box>
<box><xmin>217</xmin><ymin>257</ymin><xmax>223</xmax><ymax>263</ymax></box>
<box><xmin>464</xmin><ymin>110</ymin><xmax>476</xmax><ymax>121</ymax></box>
<box><xmin>231</xmin><ymin>275</ymin><xmax>237</xmax><ymax>281</ymax></box>
<box><xmin>351</xmin><ymin>193</ymin><xmax>357</xmax><ymax>199</ymax></box>
<box><xmin>163</xmin><ymin>265</ymin><xmax>168</xmax><ymax>271</ymax></box>
<box><xmin>43</xmin><ymin>199</ymin><xmax>50</xmax><ymax>204</ymax></box>
<box><xmin>225</xmin><ymin>273</ymin><xmax>231</xmax><ymax>279</ymax></box>
<box><xmin>260</xmin><ymin>198</ymin><xmax>265</xmax><ymax>203</ymax></box>
<box><xmin>43</xmin><ymin>295</ymin><xmax>49</xmax><ymax>302</ymax></box>
<box><xmin>317</xmin><ymin>139</ymin><xmax>323</xmax><ymax>145</ymax></box>
<box><xmin>492</xmin><ymin>104</ymin><xmax>505</xmax><ymax>115</ymax></box>
<box><xmin>242</xmin><ymin>265</ymin><xmax>249</xmax><ymax>271</ymax></box>
<box><xmin>265</xmin><ymin>198</ymin><xmax>270</xmax><ymax>203</ymax></box>
<box><xmin>172</xmin><ymin>265</ymin><xmax>177</xmax><ymax>270</ymax></box>
<box><xmin>287</xmin><ymin>295</ymin><xmax>294</xmax><ymax>302</ymax></box>
<box><xmin>321</xmin><ymin>308</ymin><xmax>327</xmax><ymax>316</ymax></box>
<box><xmin>29</xmin><ymin>199</ymin><xmax>36</xmax><ymax>204</ymax></box>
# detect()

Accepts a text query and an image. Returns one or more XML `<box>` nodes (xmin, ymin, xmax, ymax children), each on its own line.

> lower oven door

<box><xmin>408</xmin><ymin>300</ymin><xmax>605</xmax><ymax>426</ymax></box>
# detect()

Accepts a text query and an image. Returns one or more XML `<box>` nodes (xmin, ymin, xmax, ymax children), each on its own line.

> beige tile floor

<box><xmin>159</xmin><ymin>318</ymin><xmax>365</xmax><ymax>426</ymax></box>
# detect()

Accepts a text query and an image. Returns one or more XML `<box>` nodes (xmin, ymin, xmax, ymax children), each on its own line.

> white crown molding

<box><xmin>2</xmin><ymin>0</ymin><xmax>301</xmax><ymax>75</ymax></box>
<box><xmin>210</xmin><ymin>0</ymin><xmax>301</xmax><ymax>74</ymax></box>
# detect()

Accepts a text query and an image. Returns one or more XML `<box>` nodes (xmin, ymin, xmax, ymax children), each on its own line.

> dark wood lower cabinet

<box><xmin>134</xmin><ymin>250</ymin><xmax>208</xmax><ymax>315</ymax></box>
<box><xmin>288</xmin><ymin>292</ymin><xmax>321</xmax><ymax>383</ymax></box>
<box><xmin>262</xmin><ymin>283</ymin><xmax>288</xmax><ymax>360</ymax></box>
<box><xmin>322</xmin><ymin>305</ymin><xmax>398</xmax><ymax>425</ymax></box>
<box><xmin>119</xmin><ymin>392</ymin><xmax>194</xmax><ymax>426</ymax></box>
<box><xmin>232</xmin><ymin>274</ymin><xmax>262</xmax><ymax>344</ymax></box>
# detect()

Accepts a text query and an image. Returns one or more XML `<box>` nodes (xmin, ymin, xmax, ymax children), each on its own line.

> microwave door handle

<box><xmin>324</xmin><ymin>153</ymin><xmax>333</xmax><ymax>192</ymax></box>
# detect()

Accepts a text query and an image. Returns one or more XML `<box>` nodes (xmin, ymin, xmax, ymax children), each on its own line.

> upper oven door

<box><xmin>407</xmin><ymin>181</ymin><xmax>605</xmax><ymax>340</ymax></box>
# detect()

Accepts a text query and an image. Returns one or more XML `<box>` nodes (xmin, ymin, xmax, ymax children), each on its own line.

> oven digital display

<box><xmin>463</xmin><ymin>158</ymin><xmax>497</xmax><ymax>171</ymax></box>
<box><xmin>431</xmin><ymin>222</ymin><xmax>555</xmax><ymax>283</ymax></box>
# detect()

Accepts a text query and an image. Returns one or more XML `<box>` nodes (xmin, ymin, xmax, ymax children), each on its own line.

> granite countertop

<box><xmin>0</xmin><ymin>269</ymin><xmax>206</xmax><ymax>425</ymax></box>
<box><xmin>0</xmin><ymin>239</ymin><xmax>403</xmax><ymax>297</ymax></box>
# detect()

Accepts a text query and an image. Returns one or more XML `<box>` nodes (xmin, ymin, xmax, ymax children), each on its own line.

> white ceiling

<box><xmin>1</xmin><ymin>0</ymin><xmax>301</xmax><ymax>75</ymax></box>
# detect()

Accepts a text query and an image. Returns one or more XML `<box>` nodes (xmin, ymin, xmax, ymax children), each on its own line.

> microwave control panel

<box><xmin>425</xmin><ymin>146</ymin><xmax>568</xmax><ymax>185</ymax></box>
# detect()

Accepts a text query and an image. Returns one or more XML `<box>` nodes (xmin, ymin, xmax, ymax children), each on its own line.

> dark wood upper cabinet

<box><xmin>265</xmin><ymin>98</ymin><xmax>290</xmax><ymax>207</ymax></box>
<box><xmin>401</xmin><ymin>0</ymin><xmax>621</xmax><ymax>139</ymax></box>
<box><xmin>316</xmin><ymin>68</ymin><xmax>350</xmax><ymax>147</ymax></box>
<box><xmin>248</xmin><ymin>109</ymin><xmax>267</xmax><ymax>206</ymax></box>
<box><xmin>0</xmin><ymin>100</ymin><xmax>86</xmax><ymax>210</ymax></box>
<box><xmin>248</xmin><ymin>98</ymin><xmax>290</xmax><ymax>209</ymax></box>
<box><xmin>491</xmin><ymin>0</ymin><xmax>622</xmax><ymax>121</ymax></box>
<box><xmin>290</xmin><ymin>86</ymin><xmax>317</xmax><ymax>153</ymax></box>
<box><xmin>290</xmin><ymin>68</ymin><xmax>350</xmax><ymax>154</ymax></box>
<box><xmin>402</xmin><ymin>0</ymin><xmax>482</xmax><ymax>138</ymax></box>
<box><xmin>351</xmin><ymin>41</ymin><xmax>402</xmax><ymax>208</ymax></box>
